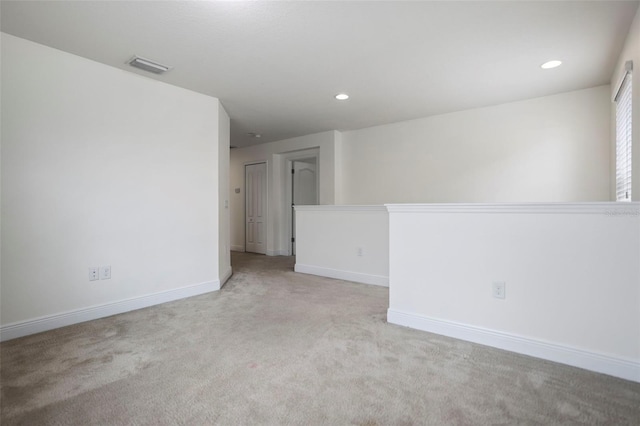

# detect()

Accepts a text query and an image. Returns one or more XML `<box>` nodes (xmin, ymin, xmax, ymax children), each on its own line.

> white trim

<box><xmin>243</xmin><ymin>159</ymin><xmax>269</xmax><ymax>167</ymax></box>
<box><xmin>230</xmin><ymin>245</ymin><xmax>245</xmax><ymax>252</ymax></box>
<box><xmin>0</xmin><ymin>280</ymin><xmax>220</xmax><ymax>342</ymax></box>
<box><xmin>295</xmin><ymin>205</ymin><xmax>388</xmax><ymax>213</ymax></box>
<box><xmin>295</xmin><ymin>263</ymin><xmax>389</xmax><ymax>287</ymax></box>
<box><xmin>280</xmin><ymin>148</ymin><xmax>320</xmax><ymax>162</ymax></box>
<box><xmin>385</xmin><ymin>202</ymin><xmax>640</xmax><ymax>215</ymax></box>
<box><xmin>613</xmin><ymin>60</ymin><xmax>633</xmax><ymax>102</ymax></box>
<box><xmin>285</xmin><ymin>148</ymin><xmax>320</xmax><ymax>256</ymax></box>
<box><xmin>387</xmin><ymin>309</ymin><xmax>640</xmax><ymax>383</ymax></box>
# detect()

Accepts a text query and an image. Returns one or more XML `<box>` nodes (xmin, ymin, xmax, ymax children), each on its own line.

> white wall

<box><xmin>231</xmin><ymin>77</ymin><xmax>612</xmax><ymax>256</ymax></box>
<box><xmin>1</xmin><ymin>34</ymin><xmax>225</xmax><ymax>338</ymax></box>
<box><xmin>218</xmin><ymin>105</ymin><xmax>232</xmax><ymax>284</ymax></box>
<box><xmin>230</xmin><ymin>131</ymin><xmax>340</xmax><ymax>255</ymax></box>
<box><xmin>341</xmin><ymin>86</ymin><xmax>611</xmax><ymax>204</ymax></box>
<box><xmin>294</xmin><ymin>206</ymin><xmax>388</xmax><ymax>286</ymax></box>
<box><xmin>387</xmin><ymin>203</ymin><xmax>640</xmax><ymax>382</ymax></box>
<box><xmin>611</xmin><ymin>5</ymin><xmax>640</xmax><ymax>201</ymax></box>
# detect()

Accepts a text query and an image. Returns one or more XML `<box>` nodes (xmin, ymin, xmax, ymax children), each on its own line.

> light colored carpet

<box><xmin>2</xmin><ymin>252</ymin><xmax>639</xmax><ymax>425</ymax></box>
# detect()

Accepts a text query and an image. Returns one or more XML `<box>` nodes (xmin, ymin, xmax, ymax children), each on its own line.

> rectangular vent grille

<box><xmin>127</xmin><ymin>56</ymin><xmax>171</xmax><ymax>74</ymax></box>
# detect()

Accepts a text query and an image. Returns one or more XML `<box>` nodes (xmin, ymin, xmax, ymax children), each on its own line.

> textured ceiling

<box><xmin>2</xmin><ymin>1</ymin><xmax>638</xmax><ymax>147</ymax></box>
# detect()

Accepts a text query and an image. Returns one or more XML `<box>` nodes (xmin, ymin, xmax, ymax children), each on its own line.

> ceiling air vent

<box><xmin>127</xmin><ymin>56</ymin><xmax>172</xmax><ymax>74</ymax></box>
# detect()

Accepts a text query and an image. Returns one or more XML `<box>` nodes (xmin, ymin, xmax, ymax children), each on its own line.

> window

<box><xmin>615</xmin><ymin>61</ymin><xmax>633</xmax><ymax>202</ymax></box>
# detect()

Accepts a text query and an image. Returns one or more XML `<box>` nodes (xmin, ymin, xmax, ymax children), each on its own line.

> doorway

<box><xmin>245</xmin><ymin>162</ymin><xmax>267</xmax><ymax>254</ymax></box>
<box><xmin>289</xmin><ymin>157</ymin><xmax>318</xmax><ymax>255</ymax></box>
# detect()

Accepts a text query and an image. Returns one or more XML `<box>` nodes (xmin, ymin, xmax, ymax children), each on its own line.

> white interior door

<box><xmin>293</xmin><ymin>160</ymin><xmax>317</xmax><ymax>206</ymax></box>
<box><xmin>246</xmin><ymin>162</ymin><xmax>267</xmax><ymax>254</ymax></box>
<box><xmin>291</xmin><ymin>158</ymin><xmax>318</xmax><ymax>255</ymax></box>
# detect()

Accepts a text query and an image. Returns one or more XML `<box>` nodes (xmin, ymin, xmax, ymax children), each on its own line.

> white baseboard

<box><xmin>0</xmin><ymin>280</ymin><xmax>221</xmax><ymax>342</ymax></box>
<box><xmin>236</xmin><ymin>249</ymin><xmax>288</xmax><ymax>256</ymax></box>
<box><xmin>295</xmin><ymin>263</ymin><xmax>389</xmax><ymax>287</ymax></box>
<box><xmin>387</xmin><ymin>309</ymin><xmax>640</xmax><ymax>383</ymax></box>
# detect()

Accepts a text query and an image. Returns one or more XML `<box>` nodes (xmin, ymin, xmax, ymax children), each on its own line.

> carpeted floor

<box><xmin>1</xmin><ymin>252</ymin><xmax>639</xmax><ymax>425</ymax></box>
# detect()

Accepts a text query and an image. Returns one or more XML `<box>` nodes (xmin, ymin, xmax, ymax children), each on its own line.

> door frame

<box><xmin>283</xmin><ymin>149</ymin><xmax>319</xmax><ymax>256</ymax></box>
<box><xmin>244</xmin><ymin>161</ymin><xmax>268</xmax><ymax>253</ymax></box>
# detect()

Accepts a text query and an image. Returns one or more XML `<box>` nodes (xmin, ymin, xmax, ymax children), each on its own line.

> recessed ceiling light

<box><xmin>541</xmin><ymin>60</ymin><xmax>562</xmax><ymax>69</ymax></box>
<box><xmin>335</xmin><ymin>93</ymin><xmax>350</xmax><ymax>100</ymax></box>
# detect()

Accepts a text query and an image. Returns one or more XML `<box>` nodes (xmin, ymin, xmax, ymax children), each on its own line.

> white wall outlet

<box><xmin>100</xmin><ymin>265</ymin><xmax>111</xmax><ymax>280</ymax></box>
<box><xmin>493</xmin><ymin>281</ymin><xmax>506</xmax><ymax>299</ymax></box>
<box><xmin>89</xmin><ymin>267</ymin><xmax>99</xmax><ymax>281</ymax></box>
<box><xmin>357</xmin><ymin>247</ymin><xmax>363</xmax><ymax>256</ymax></box>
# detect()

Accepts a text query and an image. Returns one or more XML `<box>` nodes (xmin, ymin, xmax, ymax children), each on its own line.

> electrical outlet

<box><xmin>357</xmin><ymin>247</ymin><xmax>363</xmax><ymax>256</ymax></box>
<box><xmin>100</xmin><ymin>265</ymin><xmax>111</xmax><ymax>280</ymax></box>
<box><xmin>493</xmin><ymin>282</ymin><xmax>506</xmax><ymax>299</ymax></box>
<box><xmin>89</xmin><ymin>267</ymin><xmax>99</xmax><ymax>281</ymax></box>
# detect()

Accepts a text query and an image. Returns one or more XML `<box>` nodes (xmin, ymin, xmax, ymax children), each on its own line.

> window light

<box><xmin>614</xmin><ymin>61</ymin><xmax>633</xmax><ymax>201</ymax></box>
